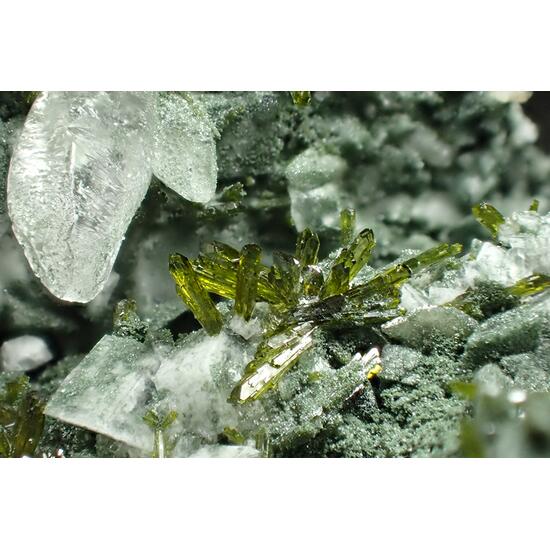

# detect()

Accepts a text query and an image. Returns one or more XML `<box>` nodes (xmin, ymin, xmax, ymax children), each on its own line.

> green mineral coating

<box><xmin>169</xmin><ymin>253</ymin><xmax>223</xmax><ymax>335</ymax></box>
<box><xmin>507</xmin><ymin>273</ymin><xmax>550</xmax><ymax>297</ymax></box>
<box><xmin>472</xmin><ymin>202</ymin><xmax>505</xmax><ymax>239</ymax></box>
<box><xmin>290</xmin><ymin>91</ymin><xmax>312</xmax><ymax>107</ymax></box>
<box><xmin>447</xmin><ymin>281</ymin><xmax>519</xmax><ymax>320</ymax></box>
<box><xmin>295</xmin><ymin>228</ymin><xmax>320</xmax><ymax>268</ymax></box>
<box><xmin>340</xmin><ymin>208</ymin><xmax>356</xmax><ymax>246</ymax></box>
<box><xmin>234</xmin><ymin>243</ymin><xmax>262</xmax><ymax>320</ymax></box>
<box><xmin>221</xmin><ymin>426</ymin><xmax>246</xmax><ymax>445</ymax></box>
<box><xmin>113</xmin><ymin>299</ymin><xmax>147</xmax><ymax>340</ymax></box>
<box><xmin>0</xmin><ymin>376</ymin><xmax>45</xmax><ymax>457</ymax></box>
<box><xmin>529</xmin><ymin>199</ymin><xmax>540</xmax><ymax>212</ymax></box>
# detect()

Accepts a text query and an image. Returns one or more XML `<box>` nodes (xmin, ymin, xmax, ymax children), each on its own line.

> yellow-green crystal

<box><xmin>0</xmin><ymin>376</ymin><xmax>45</xmax><ymax>458</ymax></box>
<box><xmin>143</xmin><ymin>409</ymin><xmax>178</xmax><ymax>458</ymax></box>
<box><xmin>508</xmin><ymin>273</ymin><xmax>550</xmax><ymax>297</ymax></box>
<box><xmin>230</xmin><ymin>323</ymin><xmax>317</xmax><ymax>404</ymax></box>
<box><xmin>234</xmin><ymin>244</ymin><xmax>262</xmax><ymax>321</ymax></box>
<box><xmin>340</xmin><ymin>208</ymin><xmax>356</xmax><ymax>246</ymax></box>
<box><xmin>295</xmin><ymin>228</ymin><xmax>320</xmax><ymax>268</ymax></box>
<box><xmin>529</xmin><ymin>199</ymin><xmax>540</xmax><ymax>212</ymax></box>
<box><xmin>301</xmin><ymin>265</ymin><xmax>324</xmax><ymax>297</ymax></box>
<box><xmin>403</xmin><ymin>242</ymin><xmax>462</xmax><ymax>273</ymax></box>
<box><xmin>290</xmin><ymin>91</ymin><xmax>312</xmax><ymax>106</ymax></box>
<box><xmin>472</xmin><ymin>202</ymin><xmax>505</xmax><ymax>239</ymax></box>
<box><xmin>320</xmin><ymin>228</ymin><xmax>376</xmax><ymax>298</ymax></box>
<box><xmin>169</xmin><ymin>253</ymin><xmax>223</xmax><ymax>335</ymax></box>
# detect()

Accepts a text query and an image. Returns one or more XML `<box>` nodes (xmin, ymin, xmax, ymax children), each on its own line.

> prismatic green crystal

<box><xmin>295</xmin><ymin>228</ymin><xmax>320</xmax><ymax>268</ymax></box>
<box><xmin>403</xmin><ymin>243</ymin><xmax>463</xmax><ymax>273</ymax></box>
<box><xmin>191</xmin><ymin>243</ymin><xmax>240</xmax><ymax>300</ymax></box>
<box><xmin>320</xmin><ymin>260</ymin><xmax>350</xmax><ymax>299</ymax></box>
<box><xmin>169</xmin><ymin>253</ymin><xmax>223</xmax><ymax>335</ymax></box>
<box><xmin>234</xmin><ymin>244</ymin><xmax>262</xmax><ymax>321</ymax></box>
<box><xmin>230</xmin><ymin>323</ymin><xmax>317</xmax><ymax>404</ymax></box>
<box><xmin>268</xmin><ymin>252</ymin><xmax>302</xmax><ymax>309</ymax></box>
<box><xmin>0</xmin><ymin>376</ymin><xmax>45</xmax><ymax>457</ymax></box>
<box><xmin>340</xmin><ymin>208</ymin><xmax>356</xmax><ymax>246</ymax></box>
<box><xmin>529</xmin><ymin>199</ymin><xmax>540</xmax><ymax>212</ymax></box>
<box><xmin>290</xmin><ymin>91</ymin><xmax>312</xmax><ymax>106</ymax></box>
<box><xmin>507</xmin><ymin>273</ymin><xmax>550</xmax><ymax>297</ymax></box>
<box><xmin>143</xmin><ymin>409</ymin><xmax>178</xmax><ymax>458</ymax></box>
<box><xmin>472</xmin><ymin>202</ymin><xmax>505</xmax><ymax>239</ymax></box>
<box><xmin>301</xmin><ymin>265</ymin><xmax>324</xmax><ymax>297</ymax></box>
<box><xmin>320</xmin><ymin>228</ymin><xmax>376</xmax><ymax>298</ymax></box>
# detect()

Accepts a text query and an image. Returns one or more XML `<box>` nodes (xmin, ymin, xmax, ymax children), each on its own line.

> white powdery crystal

<box><xmin>45</xmin><ymin>329</ymin><xmax>256</xmax><ymax>456</ymax></box>
<box><xmin>7</xmin><ymin>92</ymin><xmax>155</xmax><ymax>303</ymax></box>
<box><xmin>0</xmin><ymin>335</ymin><xmax>54</xmax><ymax>372</ymax></box>
<box><xmin>152</xmin><ymin>92</ymin><xmax>217</xmax><ymax>203</ymax></box>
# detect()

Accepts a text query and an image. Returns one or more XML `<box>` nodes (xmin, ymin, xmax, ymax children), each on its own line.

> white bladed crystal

<box><xmin>152</xmin><ymin>92</ymin><xmax>217</xmax><ymax>203</ymax></box>
<box><xmin>7</xmin><ymin>91</ymin><xmax>154</xmax><ymax>302</ymax></box>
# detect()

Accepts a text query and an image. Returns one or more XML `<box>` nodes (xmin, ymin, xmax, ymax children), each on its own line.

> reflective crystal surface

<box><xmin>7</xmin><ymin>92</ymin><xmax>154</xmax><ymax>302</ymax></box>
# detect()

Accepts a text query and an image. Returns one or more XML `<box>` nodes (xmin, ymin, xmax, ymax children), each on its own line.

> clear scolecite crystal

<box><xmin>7</xmin><ymin>92</ymin><xmax>155</xmax><ymax>303</ymax></box>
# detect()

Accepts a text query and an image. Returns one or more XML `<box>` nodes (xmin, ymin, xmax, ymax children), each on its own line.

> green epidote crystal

<box><xmin>529</xmin><ymin>199</ymin><xmax>540</xmax><ymax>212</ymax></box>
<box><xmin>301</xmin><ymin>265</ymin><xmax>324</xmax><ymax>297</ymax></box>
<box><xmin>402</xmin><ymin>242</ymin><xmax>463</xmax><ymax>273</ymax></box>
<box><xmin>143</xmin><ymin>409</ymin><xmax>178</xmax><ymax>458</ymax></box>
<box><xmin>295</xmin><ymin>228</ymin><xmax>320</xmax><ymax>268</ymax></box>
<box><xmin>268</xmin><ymin>252</ymin><xmax>302</xmax><ymax>309</ymax></box>
<box><xmin>320</xmin><ymin>228</ymin><xmax>376</xmax><ymax>298</ymax></box>
<box><xmin>113</xmin><ymin>299</ymin><xmax>147</xmax><ymax>340</ymax></box>
<box><xmin>340</xmin><ymin>208</ymin><xmax>356</xmax><ymax>246</ymax></box>
<box><xmin>169</xmin><ymin>253</ymin><xmax>223</xmax><ymax>335</ymax></box>
<box><xmin>508</xmin><ymin>273</ymin><xmax>550</xmax><ymax>297</ymax></box>
<box><xmin>472</xmin><ymin>202</ymin><xmax>505</xmax><ymax>239</ymax></box>
<box><xmin>230</xmin><ymin>323</ymin><xmax>317</xmax><ymax>404</ymax></box>
<box><xmin>290</xmin><ymin>91</ymin><xmax>312</xmax><ymax>106</ymax></box>
<box><xmin>0</xmin><ymin>376</ymin><xmax>45</xmax><ymax>457</ymax></box>
<box><xmin>234</xmin><ymin>244</ymin><xmax>262</xmax><ymax>321</ymax></box>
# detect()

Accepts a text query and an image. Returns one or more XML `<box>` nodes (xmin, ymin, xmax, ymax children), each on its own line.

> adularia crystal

<box><xmin>8</xmin><ymin>92</ymin><xmax>155</xmax><ymax>302</ymax></box>
<box><xmin>8</xmin><ymin>91</ymin><xmax>219</xmax><ymax>303</ymax></box>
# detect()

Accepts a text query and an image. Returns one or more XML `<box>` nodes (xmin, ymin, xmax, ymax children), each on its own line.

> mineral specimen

<box><xmin>7</xmin><ymin>92</ymin><xmax>155</xmax><ymax>302</ymax></box>
<box><xmin>0</xmin><ymin>335</ymin><xmax>54</xmax><ymax>372</ymax></box>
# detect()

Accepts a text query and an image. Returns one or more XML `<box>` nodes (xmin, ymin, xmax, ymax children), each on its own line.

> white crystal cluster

<box><xmin>45</xmin><ymin>329</ymin><xmax>258</xmax><ymax>457</ymax></box>
<box><xmin>400</xmin><ymin>210</ymin><xmax>550</xmax><ymax>312</ymax></box>
<box><xmin>7</xmin><ymin>92</ymin><xmax>218</xmax><ymax>303</ymax></box>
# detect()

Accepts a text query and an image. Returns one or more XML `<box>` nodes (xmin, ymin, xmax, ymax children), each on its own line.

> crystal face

<box><xmin>152</xmin><ymin>92</ymin><xmax>217</xmax><ymax>203</ymax></box>
<box><xmin>7</xmin><ymin>92</ymin><xmax>155</xmax><ymax>302</ymax></box>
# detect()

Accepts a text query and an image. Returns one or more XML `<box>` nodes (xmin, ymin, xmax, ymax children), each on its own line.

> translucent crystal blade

<box><xmin>153</xmin><ymin>92</ymin><xmax>217</xmax><ymax>203</ymax></box>
<box><xmin>7</xmin><ymin>91</ymin><xmax>154</xmax><ymax>303</ymax></box>
<box><xmin>234</xmin><ymin>244</ymin><xmax>262</xmax><ymax>321</ymax></box>
<box><xmin>169</xmin><ymin>253</ymin><xmax>223</xmax><ymax>335</ymax></box>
